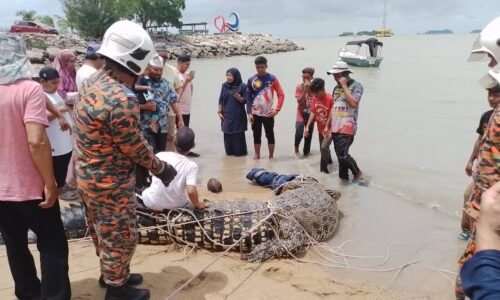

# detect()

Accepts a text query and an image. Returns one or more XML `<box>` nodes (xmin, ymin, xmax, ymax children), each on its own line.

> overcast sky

<box><xmin>1</xmin><ymin>0</ymin><xmax>499</xmax><ymax>36</ymax></box>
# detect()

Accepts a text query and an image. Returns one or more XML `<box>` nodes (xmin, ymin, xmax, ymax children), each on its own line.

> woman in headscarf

<box><xmin>53</xmin><ymin>49</ymin><xmax>77</xmax><ymax>106</ymax></box>
<box><xmin>218</xmin><ymin>68</ymin><xmax>248</xmax><ymax>156</ymax></box>
<box><xmin>53</xmin><ymin>49</ymin><xmax>78</xmax><ymax>201</ymax></box>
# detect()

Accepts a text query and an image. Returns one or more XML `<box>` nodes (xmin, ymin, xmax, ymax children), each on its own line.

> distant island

<box><xmin>470</xmin><ymin>29</ymin><xmax>481</xmax><ymax>34</ymax></box>
<box><xmin>424</xmin><ymin>29</ymin><xmax>453</xmax><ymax>35</ymax></box>
<box><xmin>340</xmin><ymin>32</ymin><xmax>354</xmax><ymax>37</ymax></box>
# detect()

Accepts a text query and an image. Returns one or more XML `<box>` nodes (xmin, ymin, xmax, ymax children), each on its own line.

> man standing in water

<box><xmin>246</xmin><ymin>56</ymin><xmax>285</xmax><ymax>159</ymax></box>
<box><xmin>294</xmin><ymin>67</ymin><xmax>315</xmax><ymax>157</ymax></box>
<box><xmin>74</xmin><ymin>20</ymin><xmax>176</xmax><ymax>300</ymax></box>
<box><xmin>175</xmin><ymin>54</ymin><xmax>200</xmax><ymax>157</ymax></box>
<box><xmin>323</xmin><ymin>61</ymin><xmax>364</xmax><ymax>183</ymax></box>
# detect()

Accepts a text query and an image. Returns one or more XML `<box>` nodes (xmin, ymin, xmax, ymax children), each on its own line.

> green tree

<box><xmin>130</xmin><ymin>0</ymin><xmax>186</xmax><ymax>29</ymax></box>
<box><xmin>36</xmin><ymin>15</ymin><xmax>55</xmax><ymax>27</ymax></box>
<box><xmin>61</xmin><ymin>0</ymin><xmax>120</xmax><ymax>38</ymax></box>
<box><xmin>16</xmin><ymin>10</ymin><xmax>37</xmax><ymax>21</ymax></box>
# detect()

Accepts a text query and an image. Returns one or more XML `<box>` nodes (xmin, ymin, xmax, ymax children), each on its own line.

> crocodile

<box><xmin>0</xmin><ymin>178</ymin><xmax>340</xmax><ymax>262</ymax></box>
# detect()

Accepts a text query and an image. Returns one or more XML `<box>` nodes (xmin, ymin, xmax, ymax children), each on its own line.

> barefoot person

<box><xmin>218</xmin><ymin>68</ymin><xmax>248</xmax><ymax>156</ymax></box>
<box><xmin>304</xmin><ymin>78</ymin><xmax>334</xmax><ymax>173</ymax></box>
<box><xmin>323</xmin><ymin>61</ymin><xmax>364</xmax><ymax>183</ymax></box>
<box><xmin>294</xmin><ymin>67</ymin><xmax>315</xmax><ymax>157</ymax></box>
<box><xmin>0</xmin><ymin>33</ymin><xmax>71</xmax><ymax>300</ymax></box>
<box><xmin>74</xmin><ymin>21</ymin><xmax>177</xmax><ymax>300</ymax></box>
<box><xmin>246</xmin><ymin>56</ymin><xmax>285</xmax><ymax>159</ymax></box>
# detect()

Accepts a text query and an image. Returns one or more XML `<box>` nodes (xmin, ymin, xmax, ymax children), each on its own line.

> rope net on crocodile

<box><xmin>136</xmin><ymin>177</ymin><xmax>341</xmax><ymax>262</ymax></box>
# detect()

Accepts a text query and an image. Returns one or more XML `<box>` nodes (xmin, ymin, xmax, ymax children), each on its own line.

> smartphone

<box><xmin>189</xmin><ymin>70</ymin><xmax>196</xmax><ymax>77</ymax></box>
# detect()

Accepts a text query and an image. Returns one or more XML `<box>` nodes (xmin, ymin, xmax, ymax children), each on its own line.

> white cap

<box><xmin>327</xmin><ymin>61</ymin><xmax>352</xmax><ymax>75</ymax></box>
<box><xmin>149</xmin><ymin>55</ymin><xmax>164</xmax><ymax>67</ymax></box>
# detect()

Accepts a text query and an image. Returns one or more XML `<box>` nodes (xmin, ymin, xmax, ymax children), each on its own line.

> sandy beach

<box><xmin>0</xmin><ymin>176</ymin><xmax>461</xmax><ymax>300</ymax></box>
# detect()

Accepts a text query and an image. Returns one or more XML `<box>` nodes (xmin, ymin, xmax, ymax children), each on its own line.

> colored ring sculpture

<box><xmin>214</xmin><ymin>12</ymin><xmax>240</xmax><ymax>33</ymax></box>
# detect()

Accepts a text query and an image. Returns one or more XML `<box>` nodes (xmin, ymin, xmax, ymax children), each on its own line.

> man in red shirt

<box><xmin>304</xmin><ymin>78</ymin><xmax>334</xmax><ymax>173</ymax></box>
<box><xmin>294</xmin><ymin>67</ymin><xmax>314</xmax><ymax>156</ymax></box>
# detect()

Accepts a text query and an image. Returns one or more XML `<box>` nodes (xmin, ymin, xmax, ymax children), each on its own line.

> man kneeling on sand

<box><xmin>140</xmin><ymin>127</ymin><xmax>208</xmax><ymax>211</ymax></box>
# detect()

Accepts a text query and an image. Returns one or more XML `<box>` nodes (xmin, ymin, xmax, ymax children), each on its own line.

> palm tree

<box><xmin>36</xmin><ymin>15</ymin><xmax>55</xmax><ymax>27</ymax></box>
<box><xmin>16</xmin><ymin>10</ymin><xmax>37</xmax><ymax>21</ymax></box>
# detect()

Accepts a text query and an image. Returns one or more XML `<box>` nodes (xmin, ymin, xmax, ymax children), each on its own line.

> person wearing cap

<box><xmin>39</xmin><ymin>67</ymin><xmax>74</xmax><ymax>196</ymax></box>
<box><xmin>245</xmin><ymin>56</ymin><xmax>285</xmax><ymax>160</ymax></box>
<box><xmin>135</xmin><ymin>55</ymin><xmax>183</xmax><ymax>154</ymax></box>
<box><xmin>323</xmin><ymin>61</ymin><xmax>364</xmax><ymax>183</ymax></box>
<box><xmin>0</xmin><ymin>33</ymin><xmax>71</xmax><ymax>300</ymax></box>
<box><xmin>76</xmin><ymin>43</ymin><xmax>104</xmax><ymax>89</ymax></box>
<box><xmin>140</xmin><ymin>127</ymin><xmax>208</xmax><ymax>211</ymax></box>
<box><xmin>73</xmin><ymin>20</ymin><xmax>177</xmax><ymax>300</ymax></box>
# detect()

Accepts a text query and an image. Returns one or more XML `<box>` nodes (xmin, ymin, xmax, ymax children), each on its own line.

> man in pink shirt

<box><xmin>0</xmin><ymin>34</ymin><xmax>70</xmax><ymax>299</ymax></box>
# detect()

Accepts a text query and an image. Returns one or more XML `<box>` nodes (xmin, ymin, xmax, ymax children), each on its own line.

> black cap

<box><xmin>177</xmin><ymin>54</ymin><xmax>191</xmax><ymax>63</ymax></box>
<box><xmin>488</xmin><ymin>84</ymin><xmax>500</xmax><ymax>93</ymax></box>
<box><xmin>39</xmin><ymin>67</ymin><xmax>59</xmax><ymax>81</ymax></box>
<box><xmin>175</xmin><ymin>127</ymin><xmax>195</xmax><ymax>153</ymax></box>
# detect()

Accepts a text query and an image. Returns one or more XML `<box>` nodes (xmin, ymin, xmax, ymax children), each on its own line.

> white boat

<box><xmin>338</xmin><ymin>38</ymin><xmax>384</xmax><ymax>67</ymax></box>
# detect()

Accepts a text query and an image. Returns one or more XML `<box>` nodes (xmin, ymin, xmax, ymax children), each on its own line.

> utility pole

<box><xmin>382</xmin><ymin>0</ymin><xmax>388</xmax><ymax>30</ymax></box>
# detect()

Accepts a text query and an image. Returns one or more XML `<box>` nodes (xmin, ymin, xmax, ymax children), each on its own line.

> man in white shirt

<box><xmin>75</xmin><ymin>44</ymin><xmax>104</xmax><ymax>89</ymax></box>
<box><xmin>141</xmin><ymin>127</ymin><xmax>207</xmax><ymax>211</ymax></box>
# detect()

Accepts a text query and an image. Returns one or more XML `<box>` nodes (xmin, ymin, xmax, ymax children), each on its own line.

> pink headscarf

<box><xmin>53</xmin><ymin>49</ymin><xmax>77</xmax><ymax>105</ymax></box>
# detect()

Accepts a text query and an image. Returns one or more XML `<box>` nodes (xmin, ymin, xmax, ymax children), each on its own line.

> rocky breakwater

<box><xmin>19</xmin><ymin>32</ymin><xmax>303</xmax><ymax>75</ymax></box>
<box><xmin>20</xmin><ymin>33</ymin><xmax>89</xmax><ymax>75</ymax></box>
<box><xmin>159</xmin><ymin>33</ymin><xmax>303</xmax><ymax>58</ymax></box>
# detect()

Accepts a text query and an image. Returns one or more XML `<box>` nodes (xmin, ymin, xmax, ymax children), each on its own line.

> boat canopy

<box><xmin>346</xmin><ymin>38</ymin><xmax>383</xmax><ymax>57</ymax></box>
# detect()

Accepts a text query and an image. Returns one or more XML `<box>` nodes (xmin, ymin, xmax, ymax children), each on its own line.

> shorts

<box><xmin>52</xmin><ymin>151</ymin><xmax>72</xmax><ymax>188</ymax></box>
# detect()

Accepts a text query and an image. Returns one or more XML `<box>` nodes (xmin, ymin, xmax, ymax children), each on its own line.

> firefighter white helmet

<box><xmin>97</xmin><ymin>20</ymin><xmax>155</xmax><ymax>75</ymax></box>
<box><xmin>468</xmin><ymin>16</ymin><xmax>500</xmax><ymax>64</ymax></box>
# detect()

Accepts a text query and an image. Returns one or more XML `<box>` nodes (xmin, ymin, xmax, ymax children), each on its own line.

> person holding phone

<box><xmin>218</xmin><ymin>68</ymin><xmax>248</xmax><ymax>156</ymax></box>
<box><xmin>175</xmin><ymin>54</ymin><xmax>200</xmax><ymax>157</ymax></box>
<box><xmin>294</xmin><ymin>67</ymin><xmax>315</xmax><ymax>157</ymax></box>
<box><xmin>323</xmin><ymin>61</ymin><xmax>364</xmax><ymax>183</ymax></box>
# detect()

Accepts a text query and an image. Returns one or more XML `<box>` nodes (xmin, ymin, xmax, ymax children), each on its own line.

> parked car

<box><xmin>10</xmin><ymin>20</ymin><xmax>58</xmax><ymax>34</ymax></box>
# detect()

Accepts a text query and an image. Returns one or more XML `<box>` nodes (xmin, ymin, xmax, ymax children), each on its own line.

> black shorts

<box><xmin>52</xmin><ymin>152</ymin><xmax>72</xmax><ymax>188</ymax></box>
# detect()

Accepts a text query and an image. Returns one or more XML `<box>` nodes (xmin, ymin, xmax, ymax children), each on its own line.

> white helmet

<box><xmin>97</xmin><ymin>20</ymin><xmax>155</xmax><ymax>75</ymax></box>
<box><xmin>468</xmin><ymin>16</ymin><xmax>500</xmax><ymax>63</ymax></box>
